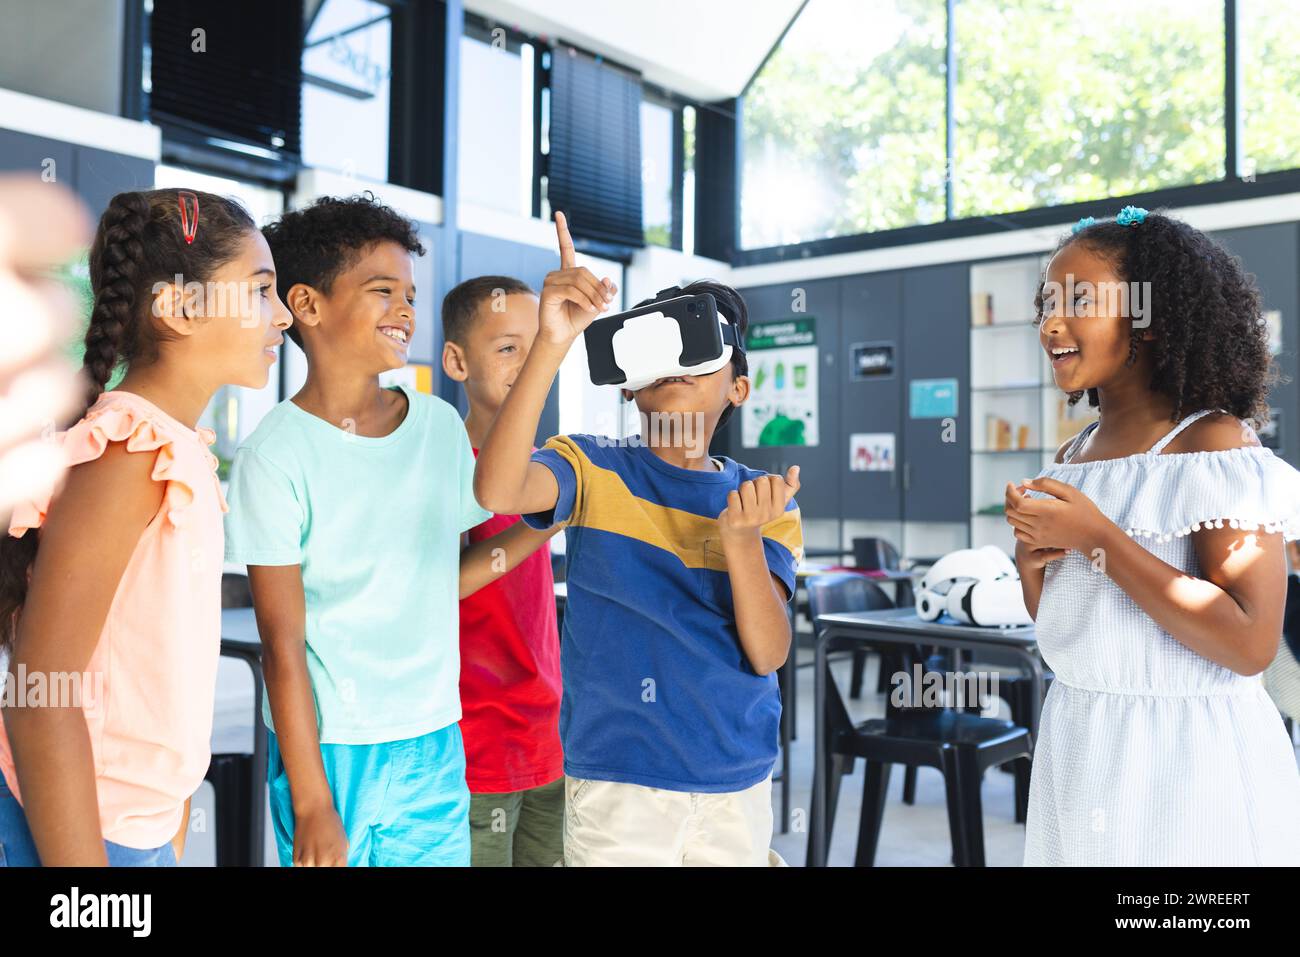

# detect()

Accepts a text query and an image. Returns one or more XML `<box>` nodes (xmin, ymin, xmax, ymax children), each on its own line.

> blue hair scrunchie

<box><xmin>1115</xmin><ymin>205</ymin><xmax>1148</xmax><ymax>227</ymax></box>
<box><xmin>1072</xmin><ymin>216</ymin><xmax>1096</xmax><ymax>234</ymax></box>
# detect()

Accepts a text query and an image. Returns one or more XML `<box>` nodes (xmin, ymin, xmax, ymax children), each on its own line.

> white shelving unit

<box><xmin>969</xmin><ymin>256</ymin><xmax>1098</xmax><ymax>554</ymax></box>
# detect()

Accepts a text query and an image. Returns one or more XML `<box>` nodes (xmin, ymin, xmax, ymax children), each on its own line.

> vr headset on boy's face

<box><xmin>583</xmin><ymin>290</ymin><xmax>744</xmax><ymax>391</ymax></box>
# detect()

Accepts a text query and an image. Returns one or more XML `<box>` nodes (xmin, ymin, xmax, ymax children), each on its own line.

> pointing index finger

<box><xmin>554</xmin><ymin>211</ymin><xmax>576</xmax><ymax>269</ymax></box>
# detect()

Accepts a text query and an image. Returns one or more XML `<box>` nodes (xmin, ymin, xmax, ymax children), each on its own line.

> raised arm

<box><xmin>4</xmin><ymin>442</ymin><xmax>163</xmax><ymax>866</ymax></box>
<box><xmin>473</xmin><ymin>212</ymin><xmax>616</xmax><ymax>516</ymax></box>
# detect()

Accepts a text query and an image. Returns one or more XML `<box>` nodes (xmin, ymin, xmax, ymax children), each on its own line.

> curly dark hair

<box><xmin>262</xmin><ymin>193</ymin><xmax>427</xmax><ymax>347</ymax></box>
<box><xmin>1</xmin><ymin>188</ymin><xmax>256</xmax><ymax>651</ymax></box>
<box><xmin>1034</xmin><ymin>210</ymin><xmax>1276</xmax><ymax>425</ymax></box>
<box><xmin>633</xmin><ymin>280</ymin><xmax>750</xmax><ymax>429</ymax></box>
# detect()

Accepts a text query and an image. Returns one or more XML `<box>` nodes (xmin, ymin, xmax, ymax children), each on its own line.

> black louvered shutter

<box><xmin>547</xmin><ymin>48</ymin><xmax>644</xmax><ymax>248</ymax></box>
<box><xmin>149</xmin><ymin>0</ymin><xmax>303</xmax><ymax>159</ymax></box>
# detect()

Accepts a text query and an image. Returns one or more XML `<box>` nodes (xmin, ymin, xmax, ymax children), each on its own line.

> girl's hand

<box><xmin>538</xmin><ymin>211</ymin><xmax>617</xmax><ymax>345</ymax></box>
<box><xmin>1014</xmin><ymin>538</ymin><xmax>1068</xmax><ymax>573</ymax></box>
<box><xmin>719</xmin><ymin>466</ymin><xmax>800</xmax><ymax>540</ymax></box>
<box><xmin>293</xmin><ymin>803</ymin><xmax>349</xmax><ymax>867</ymax></box>
<box><xmin>1004</xmin><ymin>476</ymin><xmax>1110</xmax><ymax>554</ymax></box>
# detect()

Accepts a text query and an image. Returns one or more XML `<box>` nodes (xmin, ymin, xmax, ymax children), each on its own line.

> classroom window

<box><xmin>953</xmin><ymin>0</ymin><xmax>1225</xmax><ymax>217</ymax></box>
<box><xmin>642</xmin><ymin>99</ymin><xmax>676</xmax><ymax>247</ymax></box>
<box><xmin>458</xmin><ymin>25</ymin><xmax>536</xmax><ymax>217</ymax></box>
<box><xmin>740</xmin><ymin>0</ymin><xmax>948</xmax><ymax>248</ymax></box>
<box><xmin>1240</xmin><ymin>0</ymin><xmax>1300</xmax><ymax>177</ymax></box>
<box><xmin>682</xmin><ymin>104</ymin><xmax>697</xmax><ymax>255</ymax></box>
<box><xmin>300</xmin><ymin>0</ymin><xmax>392</xmax><ymax>182</ymax></box>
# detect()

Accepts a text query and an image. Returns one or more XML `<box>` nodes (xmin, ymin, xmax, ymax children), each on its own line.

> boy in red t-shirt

<box><xmin>441</xmin><ymin>276</ymin><xmax>564</xmax><ymax>866</ymax></box>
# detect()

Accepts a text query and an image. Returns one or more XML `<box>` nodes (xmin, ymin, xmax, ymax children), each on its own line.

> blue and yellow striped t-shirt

<box><xmin>521</xmin><ymin>433</ymin><xmax>803</xmax><ymax>793</ymax></box>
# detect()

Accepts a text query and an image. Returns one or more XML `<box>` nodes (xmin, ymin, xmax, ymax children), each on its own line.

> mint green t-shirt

<box><xmin>223</xmin><ymin>385</ymin><xmax>491</xmax><ymax>745</ymax></box>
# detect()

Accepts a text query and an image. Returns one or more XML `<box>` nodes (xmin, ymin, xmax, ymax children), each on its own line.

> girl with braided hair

<box><xmin>1006</xmin><ymin>207</ymin><xmax>1300</xmax><ymax>865</ymax></box>
<box><xmin>0</xmin><ymin>189</ymin><xmax>291</xmax><ymax>866</ymax></box>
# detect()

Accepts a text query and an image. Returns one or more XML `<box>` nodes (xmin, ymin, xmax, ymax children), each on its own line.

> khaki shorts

<box><xmin>563</xmin><ymin>774</ymin><xmax>786</xmax><ymax>867</ymax></box>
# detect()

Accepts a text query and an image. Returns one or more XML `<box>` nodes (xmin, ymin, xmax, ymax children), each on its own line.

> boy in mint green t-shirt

<box><xmin>225</xmin><ymin>196</ymin><xmax>552</xmax><ymax>867</ymax></box>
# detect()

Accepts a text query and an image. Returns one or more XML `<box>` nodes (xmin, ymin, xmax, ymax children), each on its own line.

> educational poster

<box><xmin>851</xmin><ymin>341</ymin><xmax>894</xmax><ymax>379</ymax></box>
<box><xmin>849</xmin><ymin>432</ymin><xmax>895</xmax><ymax>471</ymax></box>
<box><xmin>909</xmin><ymin>378</ymin><xmax>959</xmax><ymax>419</ymax></box>
<box><xmin>742</xmin><ymin>317</ymin><xmax>819</xmax><ymax>448</ymax></box>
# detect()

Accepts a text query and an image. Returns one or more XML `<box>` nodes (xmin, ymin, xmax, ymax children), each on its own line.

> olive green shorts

<box><xmin>468</xmin><ymin>777</ymin><xmax>565</xmax><ymax>867</ymax></box>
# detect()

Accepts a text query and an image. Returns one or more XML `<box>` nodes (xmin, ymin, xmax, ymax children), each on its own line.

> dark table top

<box><xmin>815</xmin><ymin>607</ymin><xmax>1037</xmax><ymax>649</ymax></box>
<box><xmin>796</xmin><ymin>564</ymin><xmax>917</xmax><ymax>581</ymax></box>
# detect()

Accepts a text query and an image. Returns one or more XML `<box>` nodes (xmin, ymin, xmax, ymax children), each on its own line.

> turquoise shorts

<box><xmin>267</xmin><ymin>723</ymin><xmax>471</xmax><ymax>867</ymax></box>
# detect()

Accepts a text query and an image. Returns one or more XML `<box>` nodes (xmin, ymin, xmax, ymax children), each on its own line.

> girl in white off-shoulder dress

<box><xmin>1006</xmin><ymin>208</ymin><xmax>1300</xmax><ymax>866</ymax></box>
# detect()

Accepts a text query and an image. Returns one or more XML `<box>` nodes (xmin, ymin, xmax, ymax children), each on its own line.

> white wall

<box><xmin>0</xmin><ymin>0</ymin><xmax>124</xmax><ymax>116</ymax></box>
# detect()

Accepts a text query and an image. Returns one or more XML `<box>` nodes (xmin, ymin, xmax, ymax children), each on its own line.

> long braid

<box><xmin>82</xmin><ymin>192</ymin><xmax>150</xmax><ymax>413</ymax></box>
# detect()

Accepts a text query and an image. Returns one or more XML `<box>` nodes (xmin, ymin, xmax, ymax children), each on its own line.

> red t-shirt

<box><xmin>458</xmin><ymin>450</ymin><xmax>563</xmax><ymax>793</ymax></box>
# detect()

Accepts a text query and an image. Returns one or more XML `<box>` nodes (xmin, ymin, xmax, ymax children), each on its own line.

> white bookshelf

<box><xmin>969</xmin><ymin>256</ymin><xmax>1097</xmax><ymax>554</ymax></box>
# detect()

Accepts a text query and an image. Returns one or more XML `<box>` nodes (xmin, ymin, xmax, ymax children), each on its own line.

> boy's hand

<box><xmin>719</xmin><ymin>466</ymin><xmax>800</xmax><ymax>540</ymax></box>
<box><xmin>538</xmin><ymin>211</ymin><xmax>617</xmax><ymax>345</ymax></box>
<box><xmin>293</xmin><ymin>803</ymin><xmax>349</xmax><ymax>867</ymax></box>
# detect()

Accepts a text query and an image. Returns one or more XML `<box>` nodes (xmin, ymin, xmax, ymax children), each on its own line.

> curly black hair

<box><xmin>1034</xmin><ymin>210</ymin><xmax>1277</xmax><ymax>425</ymax></box>
<box><xmin>633</xmin><ymin>280</ymin><xmax>750</xmax><ymax>429</ymax></box>
<box><xmin>262</xmin><ymin>193</ymin><xmax>426</xmax><ymax>347</ymax></box>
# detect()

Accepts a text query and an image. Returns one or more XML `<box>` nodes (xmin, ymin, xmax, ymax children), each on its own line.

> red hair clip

<box><xmin>177</xmin><ymin>191</ymin><xmax>199</xmax><ymax>245</ymax></box>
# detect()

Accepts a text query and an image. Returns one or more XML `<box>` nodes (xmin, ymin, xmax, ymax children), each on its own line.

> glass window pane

<box><xmin>741</xmin><ymin>0</ymin><xmax>947</xmax><ymax>248</ymax></box>
<box><xmin>458</xmin><ymin>34</ymin><xmax>534</xmax><ymax>216</ymax></box>
<box><xmin>683</xmin><ymin>105</ymin><xmax>696</xmax><ymax>255</ymax></box>
<box><xmin>301</xmin><ymin>0</ymin><xmax>391</xmax><ymax>182</ymax></box>
<box><xmin>954</xmin><ymin>0</ymin><xmax>1225</xmax><ymax>217</ymax></box>
<box><xmin>1242</xmin><ymin>0</ymin><xmax>1300</xmax><ymax>176</ymax></box>
<box><xmin>642</xmin><ymin>100</ymin><xmax>675</xmax><ymax>247</ymax></box>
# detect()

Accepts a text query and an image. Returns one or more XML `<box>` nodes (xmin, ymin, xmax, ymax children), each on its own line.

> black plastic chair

<box><xmin>806</xmin><ymin>573</ymin><xmax>923</xmax><ymax>806</ymax></box>
<box><xmin>1283</xmin><ymin>573</ymin><xmax>1300</xmax><ymax>661</ymax></box>
<box><xmin>847</xmin><ymin>539</ymin><xmax>915</xmax><ymax>696</ymax></box>
<box><xmin>205</xmin><ymin>572</ymin><xmax>258</xmax><ymax>866</ymax></box>
<box><xmin>993</xmin><ymin>671</ymin><xmax>1051</xmax><ymax>823</ymax></box>
<box><xmin>806</xmin><ymin>574</ymin><xmax>1033</xmax><ymax>866</ymax></box>
<box><xmin>852</xmin><ymin>537</ymin><xmax>901</xmax><ymax>572</ymax></box>
<box><xmin>806</xmin><ymin>573</ymin><xmax>896</xmax><ymax>696</ymax></box>
<box><xmin>821</xmin><ymin>704</ymin><xmax>1033</xmax><ymax>866</ymax></box>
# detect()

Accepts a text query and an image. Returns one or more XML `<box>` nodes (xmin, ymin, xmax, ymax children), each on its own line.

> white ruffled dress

<box><xmin>1025</xmin><ymin>410</ymin><xmax>1300</xmax><ymax>865</ymax></box>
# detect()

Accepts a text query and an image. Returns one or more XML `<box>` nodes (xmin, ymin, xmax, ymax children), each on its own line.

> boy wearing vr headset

<box><xmin>475</xmin><ymin>213</ymin><xmax>803</xmax><ymax>866</ymax></box>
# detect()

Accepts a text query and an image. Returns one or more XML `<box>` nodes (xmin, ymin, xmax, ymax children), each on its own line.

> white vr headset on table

<box><xmin>583</xmin><ymin>289</ymin><xmax>744</xmax><ymax>391</ymax></box>
<box><xmin>915</xmin><ymin>545</ymin><xmax>1032</xmax><ymax>627</ymax></box>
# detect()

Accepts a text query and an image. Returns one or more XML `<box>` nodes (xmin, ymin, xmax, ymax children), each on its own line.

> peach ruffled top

<box><xmin>0</xmin><ymin>390</ymin><xmax>227</xmax><ymax>849</ymax></box>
